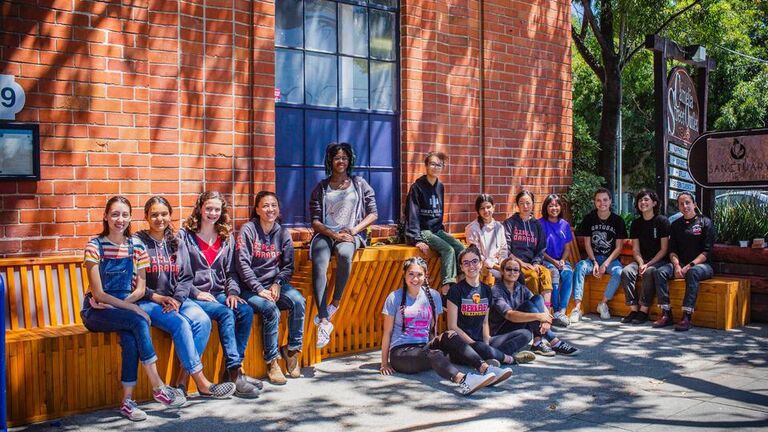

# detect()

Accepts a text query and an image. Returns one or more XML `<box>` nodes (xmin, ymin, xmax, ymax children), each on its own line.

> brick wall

<box><xmin>0</xmin><ymin>0</ymin><xmax>571</xmax><ymax>257</ymax></box>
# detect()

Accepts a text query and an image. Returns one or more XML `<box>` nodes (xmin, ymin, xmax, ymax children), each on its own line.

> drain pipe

<box><xmin>479</xmin><ymin>0</ymin><xmax>486</xmax><ymax>192</ymax></box>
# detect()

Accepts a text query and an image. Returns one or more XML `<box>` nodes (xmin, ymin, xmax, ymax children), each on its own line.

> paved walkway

<box><xmin>13</xmin><ymin>317</ymin><xmax>768</xmax><ymax>431</ymax></box>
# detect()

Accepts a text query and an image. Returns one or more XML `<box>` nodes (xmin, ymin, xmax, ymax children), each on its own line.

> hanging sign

<box><xmin>0</xmin><ymin>75</ymin><xmax>26</xmax><ymax>121</ymax></box>
<box><xmin>688</xmin><ymin>128</ymin><xmax>768</xmax><ymax>188</ymax></box>
<box><xmin>666</xmin><ymin>67</ymin><xmax>700</xmax><ymax>146</ymax></box>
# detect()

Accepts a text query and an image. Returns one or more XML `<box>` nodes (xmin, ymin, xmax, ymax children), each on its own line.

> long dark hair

<box><xmin>541</xmin><ymin>193</ymin><xmax>565</xmax><ymax>220</ymax></box>
<box><xmin>474</xmin><ymin>194</ymin><xmax>495</xmax><ymax>228</ymax></box>
<box><xmin>143</xmin><ymin>196</ymin><xmax>179</xmax><ymax>253</ymax></box>
<box><xmin>399</xmin><ymin>256</ymin><xmax>436</xmax><ymax>335</ymax></box>
<box><xmin>677</xmin><ymin>191</ymin><xmax>702</xmax><ymax>216</ymax></box>
<box><xmin>515</xmin><ymin>190</ymin><xmax>535</xmax><ymax>206</ymax></box>
<box><xmin>251</xmin><ymin>190</ymin><xmax>281</xmax><ymax>223</ymax></box>
<box><xmin>634</xmin><ymin>189</ymin><xmax>660</xmax><ymax>215</ymax></box>
<box><xmin>183</xmin><ymin>191</ymin><xmax>232</xmax><ymax>242</ymax></box>
<box><xmin>99</xmin><ymin>196</ymin><xmax>132</xmax><ymax>237</ymax></box>
<box><xmin>324</xmin><ymin>142</ymin><xmax>355</xmax><ymax>177</ymax></box>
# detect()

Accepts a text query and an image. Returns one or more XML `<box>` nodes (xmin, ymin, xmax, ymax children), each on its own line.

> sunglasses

<box><xmin>503</xmin><ymin>267</ymin><xmax>521</xmax><ymax>272</ymax></box>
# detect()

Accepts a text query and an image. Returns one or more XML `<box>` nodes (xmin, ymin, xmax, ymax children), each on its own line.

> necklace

<box><xmin>330</xmin><ymin>177</ymin><xmax>350</xmax><ymax>190</ymax></box>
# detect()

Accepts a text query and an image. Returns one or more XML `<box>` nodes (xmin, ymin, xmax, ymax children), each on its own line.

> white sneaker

<box><xmin>569</xmin><ymin>308</ymin><xmax>583</xmax><ymax>323</ymax></box>
<box><xmin>486</xmin><ymin>366</ymin><xmax>513</xmax><ymax>386</ymax></box>
<box><xmin>120</xmin><ymin>398</ymin><xmax>147</xmax><ymax>421</ymax></box>
<box><xmin>313</xmin><ymin>304</ymin><xmax>338</xmax><ymax>326</ymax></box>
<box><xmin>597</xmin><ymin>302</ymin><xmax>611</xmax><ymax>320</ymax></box>
<box><xmin>458</xmin><ymin>372</ymin><xmax>496</xmax><ymax>396</ymax></box>
<box><xmin>316</xmin><ymin>320</ymin><xmax>334</xmax><ymax>348</ymax></box>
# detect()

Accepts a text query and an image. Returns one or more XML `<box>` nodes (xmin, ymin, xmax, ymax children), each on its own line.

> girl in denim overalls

<box><xmin>81</xmin><ymin>196</ymin><xmax>185</xmax><ymax>421</ymax></box>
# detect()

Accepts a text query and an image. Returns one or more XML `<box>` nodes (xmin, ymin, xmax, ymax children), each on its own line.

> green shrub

<box><xmin>566</xmin><ymin>169</ymin><xmax>605</xmax><ymax>225</ymax></box>
<box><xmin>713</xmin><ymin>200</ymin><xmax>768</xmax><ymax>245</ymax></box>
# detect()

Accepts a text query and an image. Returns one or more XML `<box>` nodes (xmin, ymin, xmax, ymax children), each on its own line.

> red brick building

<box><xmin>0</xmin><ymin>0</ymin><xmax>572</xmax><ymax>257</ymax></box>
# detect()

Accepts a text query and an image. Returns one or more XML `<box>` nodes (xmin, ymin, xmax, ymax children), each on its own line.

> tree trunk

<box><xmin>598</xmin><ymin>60</ymin><xmax>621</xmax><ymax>196</ymax></box>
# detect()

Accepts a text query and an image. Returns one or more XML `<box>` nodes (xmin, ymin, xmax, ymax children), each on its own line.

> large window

<box><xmin>275</xmin><ymin>0</ymin><xmax>399</xmax><ymax>226</ymax></box>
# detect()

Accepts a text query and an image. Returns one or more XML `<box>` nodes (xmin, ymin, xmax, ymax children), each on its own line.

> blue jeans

<box><xmin>543</xmin><ymin>261</ymin><xmax>573</xmax><ymax>312</ymax></box>
<box><xmin>518</xmin><ymin>295</ymin><xmax>557</xmax><ymax>341</ymax></box>
<box><xmin>193</xmin><ymin>293</ymin><xmax>254</xmax><ymax>369</ymax></box>
<box><xmin>143</xmin><ymin>300</ymin><xmax>211</xmax><ymax>374</ymax></box>
<box><xmin>242</xmin><ymin>284</ymin><xmax>306</xmax><ymax>362</ymax></box>
<box><xmin>573</xmin><ymin>255</ymin><xmax>623</xmax><ymax>301</ymax></box>
<box><xmin>81</xmin><ymin>301</ymin><xmax>158</xmax><ymax>386</ymax></box>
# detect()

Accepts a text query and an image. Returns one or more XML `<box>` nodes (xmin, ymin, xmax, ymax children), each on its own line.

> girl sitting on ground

<box><xmin>380</xmin><ymin>256</ymin><xmax>498</xmax><ymax>396</ymax></box>
<box><xmin>237</xmin><ymin>191</ymin><xmax>306</xmax><ymax>384</ymax></box>
<box><xmin>446</xmin><ymin>245</ymin><xmax>516</xmax><ymax>384</ymax></box>
<box><xmin>82</xmin><ymin>196</ymin><xmax>185</xmax><ymax>421</ymax></box>
<box><xmin>136</xmin><ymin>196</ymin><xmax>248</xmax><ymax>398</ymax></box>
<box><xmin>465</xmin><ymin>194</ymin><xmax>508</xmax><ymax>280</ymax></box>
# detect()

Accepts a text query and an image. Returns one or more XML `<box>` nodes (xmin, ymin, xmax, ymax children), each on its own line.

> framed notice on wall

<box><xmin>0</xmin><ymin>123</ymin><xmax>39</xmax><ymax>180</ymax></box>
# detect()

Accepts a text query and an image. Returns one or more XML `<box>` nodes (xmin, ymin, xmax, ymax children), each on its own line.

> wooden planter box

<box><xmin>712</xmin><ymin>244</ymin><xmax>768</xmax><ymax>323</ymax></box>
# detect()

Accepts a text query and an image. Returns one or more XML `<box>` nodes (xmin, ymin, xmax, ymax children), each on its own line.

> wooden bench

<box><xmin>568</xmin><ymin>236</ymin><xmax>751</xmax><ymax>330</ymax></box>
<box><xmin>2</xmin><ymin>245</ymin><xmax>444</xmax><ymax>426</ymax></box>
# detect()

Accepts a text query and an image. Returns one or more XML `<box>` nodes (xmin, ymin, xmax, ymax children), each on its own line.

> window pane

<box><xmin>339</xmin><ymin>4</ymin><xmax>368</xmax><ymax>57</ymax></box>
<box><xmin>369</xmin><ymin>0</ymin><xmax>396</xmax><ymax>7</ymax></box>
<box><xmin>369</xmin><ymin>9</ymin><xmax>395</xmax><ymax>60</ymax></box>
<box><xmin>305</xmin><ymin>0</ymin><xmax>337</xmax><ymax>53</ymax></box>
<box><xmin>276</xmin><ymin>49</ymin><xmax>304</xmax><ymax>104</ymax></box>
<box><xmin>370</xmin><ymin>61</ymin><xmax>394</xmax><ymax>111</ymax></box>
<box><xmin>305</xmin><ymin>53</ymin><xmax>338</xmax><ymax>107</ymax></box>
<box><xmin>275</xmin><ymin>0</ymin><xmax>303</xmax><ymax>48</ymax></box>
<box><xmin>339</xmin><ymin>57</ymin><xmax>369</xmax><ymax>109</ymax></box>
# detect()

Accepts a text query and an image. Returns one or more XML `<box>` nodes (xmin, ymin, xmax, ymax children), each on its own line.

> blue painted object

<box><xmin>1</xmin><ymin>277</ymin><xmax>6</xmax><ymax>432</ymax></box>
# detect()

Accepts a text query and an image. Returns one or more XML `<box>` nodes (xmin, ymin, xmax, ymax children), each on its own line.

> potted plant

<box><xmin>713</xmin><ymin>199</ymin><xmax>768</xmax><ymax>264</ymax></box>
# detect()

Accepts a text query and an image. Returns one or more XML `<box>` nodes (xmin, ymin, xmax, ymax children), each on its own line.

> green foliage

<box><xmin>713</xmin><ymin>200</ymin><xmax>768</xmax><ymax>244</ymax></box>
<box><xmin>620</xmin><ymin>212</ymin><xmax>635</xmax><ymax>233</ymax></box>
<box><xmin>566</xmin><ymin>169</ymin><xmax>604</xmax><ymax>225</ymax></box>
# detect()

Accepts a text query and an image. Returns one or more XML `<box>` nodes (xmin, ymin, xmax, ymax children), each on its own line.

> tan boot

<box><xmin>267</xmin><ymin>359</ymin><xmax>287</xmax><ymax>385</ymax></box>
<box><xmin>280</xmin><ymin>346</ymin><xmax>301</xmax><ymax>378</ymax></box>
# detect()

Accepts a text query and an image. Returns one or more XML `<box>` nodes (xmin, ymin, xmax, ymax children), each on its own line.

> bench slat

<box><xmin>6</xmin><ymin>267</ymin><xmax>20</xmax><ymax>330</ymax></box>
<box><xmin>32</xmin><ymin>264</ymin><xmax>46</xmax><ymax>328</ymax></box>
<box><xmin>44</xmin><ymin>265</ymin><xmax>58</xmax><ymax>326</ymax></box>
<box><xmin>69</xmin><ymin>263</ymin><xmax>83</xmax><ymax>325</ymax></box>
<box><xmin>19</xmin><ymin>265</ymin><xmax>33</xmax><ymax>328</ymax></box>
<box><xmin>56</xmin><ymin>263</ymin><xmax>71</xmax><ymax>325</ymax></box>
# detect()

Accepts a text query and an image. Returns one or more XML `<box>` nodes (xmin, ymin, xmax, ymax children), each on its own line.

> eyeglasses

<box><xmin>461</xmin><ymin>258</ymin><xmax>480</xmax><ymax>267</ymax></box>
<box><xmin>503</xmin><ymin>267</ymin><xmax>520</xmax><ymax>272</ymax></box>
<box><xmin>428</xmin><ymin>162</ymin><xmax>444</xmax><ymax>168</ymax></box>
<box><xmin>333</xmin><ymin>156</ymin><xmax>349</xmax><ymax>162</ymax></box>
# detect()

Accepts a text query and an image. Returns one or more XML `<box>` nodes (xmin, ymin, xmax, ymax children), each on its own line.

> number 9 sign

<box><xmin>0</xmin><ymin>74</ymin><xmax>26</xmax><ymax>121</ymax></box>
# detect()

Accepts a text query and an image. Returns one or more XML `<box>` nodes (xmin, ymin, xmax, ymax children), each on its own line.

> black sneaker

<box><xmin>551</xmin><ymin>341</ymin><xmax>579</xmax><ymax>356</ymax></box>
<box><xmin>531</xmin><ymin>342</ymin><xmax>555</xmax><ymax>357</ymax></box>
<box><xmin>631</xmin><ymin>311</ymin><xmax>649</xmax><ymax>325</ymax></box>
<box><xmin>621</xmin><ymin>311</ymin><xmax>638</xmax><ymax>324</ymax></box>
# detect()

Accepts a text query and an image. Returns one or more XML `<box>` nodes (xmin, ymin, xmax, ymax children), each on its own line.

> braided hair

<box><xmin>143</xmin><ymin>196</ymin><xmax>179</xmax><ymax>253</ymax></box>
<box><xmin>399</xmin><ymin>257</ymin><xmax>437</xmax><ymax>337</ymax></box>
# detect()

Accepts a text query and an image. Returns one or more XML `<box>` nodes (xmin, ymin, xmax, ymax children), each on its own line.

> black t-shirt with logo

<box><xmin>576</xmin><ymin>210</ymin><xmax>627</xmax><ymax>257</ymax></box>
<box><xmin>446</xmin><ymin>280</ymin><xmax>491</xmax><ymax>342</ymax></box>
<box><xmin>630</xmin><ymin>214</ymin><xmax>671</xmax><ymax>262</ymax></box>
<box><xmin>669</xmin><ymin>215</ymin><xmax>715</xmax><ymax>265</ymax></box>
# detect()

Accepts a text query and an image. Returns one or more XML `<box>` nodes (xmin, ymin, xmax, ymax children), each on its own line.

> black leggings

<box><xmin>389</xmin><ymin>331</ymin><xmax>491</xmax><ymax>380</ymax></box>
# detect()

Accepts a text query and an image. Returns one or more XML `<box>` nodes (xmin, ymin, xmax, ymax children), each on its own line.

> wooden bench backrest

<box><xmin>2</xmin><ymin>256</ymin><xmax>86</xmax><ymax>331</ymax></box>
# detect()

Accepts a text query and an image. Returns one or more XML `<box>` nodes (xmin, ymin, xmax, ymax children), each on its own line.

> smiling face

<box><xmin>425</xmin><ymin>155</ymin><xmax>444</xmax><ymax>177</ymax></box>
<box><xmin>201</xmin><ymin>198</ymin><xmax>223</xmax><ymax>227</ymax></box>
<box><xmin>594</xmin><ymin>192</ymin><xmax>612</xmax><ymax>213</ymax></box>
<box><xmin>678</xmin><ymin>194</ymin><xmax>697</xmax><ymax>218</ymax></box>
<box><xmin>501</xmin><ymin>260</ymin><xmax>521</xmax><ymax>285</ymax></box>
<box><xmin>146</xmin><ymin>202</ymin><xmax>171</xmax><ymax>236</ymax></box>
<box><xmin>546</xmin><ymin>200</ymin><xmax>561</xmax><ymax>220</ymax></box>
<box><xmin>459</xmin><ymin>251</ymin><xmax>481</xmax><ymax>279</ymax></box>
<box><xmin>105</xmin><ymin>202</ymin><xmax>131</xmax><ymax>236</ymax></box>
<box><xmin>255</xmin><ymin>194</ymin><xmax>280</xmax><ymax>224</ymax></box>
<box><xmin>332</xmin><ymin>149</ymin><xmax>349</xmax><ymax>175</ymax></box>
<box><xmin>404</xmin><ymin>263</ymin><xmax>426</xmax><ymax>291</ymax></box>
<box><xmin>478</xmin><ymin>201</ymin><xmax>494</xmax><ymax>223</ymax></box>
<box><xmin>637</xmin><ymin>194</ymin><xmax>656</xmax><ymax>215</ymax></box>
<box><xmin>517</xmin><ymin>194</ymin><xmax>533</xmax><ymax>218</ymax></box>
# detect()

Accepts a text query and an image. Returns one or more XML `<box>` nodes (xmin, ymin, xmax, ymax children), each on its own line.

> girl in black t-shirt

<box><xmin>446</xmin><ymin>245</ymin><xmax>515</xmax><ymax>386</ymax></box>
<box><xmin>619</xmin><ymin>190</ymin><xmax>670</xmax><ymax>325</ymax></box>
<box><xmin>652</xmin><ymin>192</ymin><xmax>715</xmax><ymax>331</ymax></box>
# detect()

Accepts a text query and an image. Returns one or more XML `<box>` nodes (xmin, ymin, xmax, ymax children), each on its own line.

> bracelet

<box><xmin>688</xmin><ymin>261</ymin><xmax>695</xmax><ymax>268</ymax></box>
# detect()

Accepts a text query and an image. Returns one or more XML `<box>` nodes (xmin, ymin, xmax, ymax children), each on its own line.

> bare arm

<box><xmin>86</xmin><ymin>262</ymin><xmax>148</xmax><ymax>318</ymax></box>
<box><xmin>123</xmin><ymin>268</ymin><xmax>147</xmax><ymax>303</ymax></box>
<box><xmin>646</xmin><ymin>237</ymin><xmax>669</xmax><ymax>267</ymax></box>
<box><xmin>503</xmin><ymin>309</ymin><xmax>550</xmax><ymax>323</ymax></box>
<box><xmin>447</xmin><ymin>301</ymin><xmax>475</xmax><ymax>344</ymax></box>
<box><xmin>380</xmin><ymin>314</ymin><xmax>395</xmax><ymax>375</ymax></box>
<box><xmin>632</xmin><ymin>238</ymin><xmax>644</xmax><ymax>266</ymax></box>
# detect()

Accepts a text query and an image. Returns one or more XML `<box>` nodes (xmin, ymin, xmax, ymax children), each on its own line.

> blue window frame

<box><xmin>275</xmin><ymin>0</ymin><xmax>399</xmax><ymax>227</ymax></box>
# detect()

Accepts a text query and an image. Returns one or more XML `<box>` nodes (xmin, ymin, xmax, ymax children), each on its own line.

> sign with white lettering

<box><xmin>669</xmin><ymin>154</ymin><xmax>688</xmax><ymax>170</ymax></box>
<box><xmin>669</xmin><ymin>178</ymin><xmax>696</xmax><ymax>192</ymax></box>
<box><xmin>688</xmin><ymin>128</ymin><xmax>768</xmax><ymax>188</ymax></box>
<box><xmin>668</xmin><ymin>142</ymin><xmax>689</xmax><ymax>158</ymax></box>
<box><xmin>666</xmin><ymin>68</ymin><xmax>700</xmax><ymax>145</ymax></box>
<box><xmin>669</xmin><ymin>166</ymin><xmax>692</xmax><ymax>181</ymax></box>
<box><xmin>0</xmin><ymin>75</ymin><xmax>26</xmax><ymax>121</ymax></box>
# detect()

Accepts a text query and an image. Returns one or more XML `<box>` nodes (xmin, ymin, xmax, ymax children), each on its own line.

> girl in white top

<box><xmin>464</xmin><ymin>194</ymin><xmax>508</xmax><ymax>280</ymax></box>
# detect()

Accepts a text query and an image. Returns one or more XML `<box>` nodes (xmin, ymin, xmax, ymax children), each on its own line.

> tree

<box><xmin>570</xmin><ymin>0</ymin><xmax>707</xmax><ymax>195</ymax></box>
